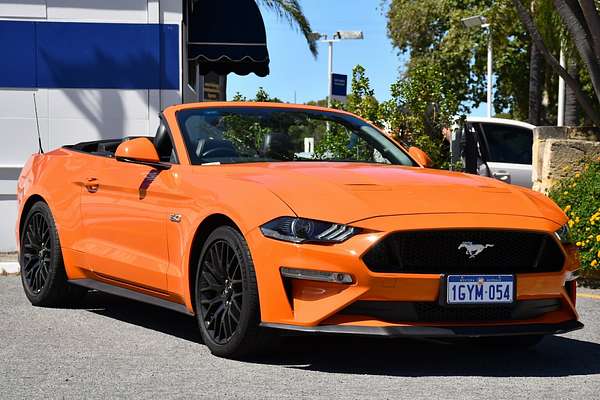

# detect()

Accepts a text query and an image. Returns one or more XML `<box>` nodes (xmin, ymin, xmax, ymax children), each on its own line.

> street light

<box><xmin>461</xmin><ymin>15</ymin><xmax>488</xmax><ymax>28</ymax></box>
<box><xmin>462</xmin><ymin>15</ymin><xmax>493</xmax><ymax>118</ymax></box>
<box><xmin>312</xmin><ymin>30</ymin><xmax>364</xmax><ymax>107</ymax></box>
<box><xmin>334</xmin><ymin>31</ymin><xmax>364</xmax><ymax>40</ymax></box>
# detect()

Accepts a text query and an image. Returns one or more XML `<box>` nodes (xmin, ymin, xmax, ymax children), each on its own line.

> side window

<box><xmin>480</xmin><ymin>123</ymin><xmax>533</xmax><ymax>164</ymax></box>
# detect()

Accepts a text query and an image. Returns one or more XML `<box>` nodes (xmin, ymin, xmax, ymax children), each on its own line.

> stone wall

<box><xmin>532</xmin><ymin>126</ymin><xmax>600</xmax><ymax>193</ymax></box>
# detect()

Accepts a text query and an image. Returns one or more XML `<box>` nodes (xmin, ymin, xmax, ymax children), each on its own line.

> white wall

<box><xmin>0</xmin><ymin>0</ymin><xmax>46</xmax><ymax>18</ymax></box>
<box><xmin>0</xmin><ymin>0</ymin><xmax>183</xmax><ymax>252</ymax></box>
<box><xmin>46</xmin><ymin>0</ymin><xmax>149</xmax><ymax>22</ymax></box>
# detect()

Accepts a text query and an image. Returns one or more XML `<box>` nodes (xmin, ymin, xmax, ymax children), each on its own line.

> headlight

<box><xmin>555</xmin><ymin>224</ymin><xmax>571</xmax><ymax>244</ymax></box>
<box><xmin>260</xmin><ymin>217</ymin><xmax>359</xmax><ymax>244</ymax></box>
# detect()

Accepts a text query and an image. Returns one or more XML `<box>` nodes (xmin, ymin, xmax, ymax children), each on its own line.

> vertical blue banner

<box><xmin>331</xmin><ymin>73</ymin><xmax>348</xmax><ymax>98</ymax></box>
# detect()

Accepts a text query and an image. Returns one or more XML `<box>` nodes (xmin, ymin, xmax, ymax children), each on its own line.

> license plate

<box><xmin>446</xmin><ymin>275</ymin><xmax>514</xmax><ymax>305</ymax></box>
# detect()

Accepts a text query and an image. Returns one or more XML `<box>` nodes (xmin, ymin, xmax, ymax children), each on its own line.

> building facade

<box><xmin>0</xmin><ymin>0</ymin><xmax>270</xmax><ymax>251</ymax></box>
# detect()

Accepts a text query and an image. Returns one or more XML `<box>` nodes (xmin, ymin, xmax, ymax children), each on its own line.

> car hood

<box><xmin>209</xmin><ymin>162</ymin><xmax>565</xmax><ymax>225</ymax></box>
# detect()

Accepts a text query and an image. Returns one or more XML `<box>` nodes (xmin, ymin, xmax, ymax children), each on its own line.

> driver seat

<box><xmin>262</xmin><ymin>132</ymin><xmax>293</xmax><ymax>160</ymax></box>
<box><xmin>195</xmin><ymin>138</ymin><xmax>238</xmax><ymax>159</ymax></box>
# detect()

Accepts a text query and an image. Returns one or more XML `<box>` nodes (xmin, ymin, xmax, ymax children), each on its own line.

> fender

<box><xmin>166</xmin><ymin>184</ymin><xmax>296</xmax><ymax>313</ymax></box>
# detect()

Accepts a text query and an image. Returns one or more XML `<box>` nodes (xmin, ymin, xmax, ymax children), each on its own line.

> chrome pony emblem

<box><xmin>458</xmin><ymin>242</ymin><xmax>495</xmax><ymax>259</ymax></box>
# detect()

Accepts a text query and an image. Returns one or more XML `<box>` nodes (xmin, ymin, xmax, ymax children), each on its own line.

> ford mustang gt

<box><xmin>17</xmin><ymin>102</ymin><xmax>582</xmax><ymax>358</ymax></box>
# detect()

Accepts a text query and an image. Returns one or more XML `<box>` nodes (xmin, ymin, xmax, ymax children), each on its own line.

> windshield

<box><xmin>176</xmin><ymin>107</ymin><xmax>416</xmax><ymax>166</ymax></box>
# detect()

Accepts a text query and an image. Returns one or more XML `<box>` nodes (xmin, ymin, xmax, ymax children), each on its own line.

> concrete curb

<box><xmin>1</xmin><ymin>262</ymin><xmax>20</xmax><ymax>275</ymax></box>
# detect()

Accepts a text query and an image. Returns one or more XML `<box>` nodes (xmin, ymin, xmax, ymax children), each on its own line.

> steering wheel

<box><xmin>201</xmin><ymin>147</ymin><xmax>239</xmax><ymax>158</ymax></box>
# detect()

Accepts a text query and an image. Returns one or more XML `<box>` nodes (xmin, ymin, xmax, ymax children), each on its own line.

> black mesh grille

<box><xmin>341</xmin><ymin>299</ymin><xmax>562</xmax><ymax>323</ymax></box>
<box><xmin>362</xmin><ymin>229</ymin><xmax>565</xmax><ymax>274</ymax></box>
<box><xmin>414</xmin><ymin>302</ymin><xmax>512</xmax><ymax>322</ymax></box>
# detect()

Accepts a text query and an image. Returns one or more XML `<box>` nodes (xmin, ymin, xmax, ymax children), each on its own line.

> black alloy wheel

<box><xmin>195</xmin><ymin>226</ymin><xmax>274</xmax><ymax>359</ymax></box>
<box><xmin>22</xmin><ymin>211</ymin><xmax>51</xmax><ymax>294</ymax></box>
<box><xmin>198</xmin><ymin>239</ymin><xmax>244</xmax><ymax>344</ymax></box>
<box><xmin>20</xmin><ymin>202</ymin><xmax>86</xmax><ymax>307</ymax></box>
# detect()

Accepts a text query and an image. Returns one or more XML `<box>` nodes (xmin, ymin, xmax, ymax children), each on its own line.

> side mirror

<box><xmin>115</xmin><ymin>137</ymin><xmax>170</xmax><ymax>169</ymax></box>
<box><xmin>408</xmin><ymin>146</ymin><xmax>434</xmax><ymax>168</ymax></box>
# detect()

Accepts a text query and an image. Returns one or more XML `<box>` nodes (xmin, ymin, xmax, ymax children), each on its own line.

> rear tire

<box><xmin>20</xmin><ymin>202</ymin><xmax>86</xmax><ymax>307</ymax></box>
<box><xmin>194</xmin><ymin>226</ymin><xmax>273</xmax><ymax>359</ymax></box>
<box><xmin>473</xmin><ymin>334</ymin><xmax>545</xmax><ymax>349</ymax></box>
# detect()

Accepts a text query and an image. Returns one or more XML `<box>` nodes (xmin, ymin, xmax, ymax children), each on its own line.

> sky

<box><xmin>227</xmin><ymin>0</ymin><xmax>402</xmax><ymax>104</ymax></box>
<box><xmin>227</xmin><ymin>0</ymin><xmax>488</xmax><ymax>116</ymax></box>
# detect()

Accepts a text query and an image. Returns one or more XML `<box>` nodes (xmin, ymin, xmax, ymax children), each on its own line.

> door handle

<box><xmin>493</xmin><ymin>171</ymin><xmax>511</xmax><ymax>184</ymax></box>
<box><xmin>84</xmin><ymin>177</ymin><xmax>99</xmax><ymax>193</ymax></box>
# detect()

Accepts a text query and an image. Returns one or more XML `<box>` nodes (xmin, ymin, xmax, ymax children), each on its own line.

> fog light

<box><xmin>280</xmin><ymin>267</ymin><xmax>353</xmax><ymax>284</ymax></box>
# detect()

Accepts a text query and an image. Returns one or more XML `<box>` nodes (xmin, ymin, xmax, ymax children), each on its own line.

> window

<box><xmin>480</xmin><ymin>123</ymin><xmax>533</xmax><ymax>164</ymax></box>
<box><xmin>176</xmin><ymin>107</ymin><xmax>416</xmax><ymax>166</ymax></box>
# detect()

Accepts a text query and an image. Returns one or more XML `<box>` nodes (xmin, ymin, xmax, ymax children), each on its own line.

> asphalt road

<box><xmin>1</xmin><ymin>276</ymin><xmax>599</xmax><ymax>400</ymax></box>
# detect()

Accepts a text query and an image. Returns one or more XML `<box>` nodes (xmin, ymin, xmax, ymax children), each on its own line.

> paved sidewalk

<box><xmin>0</xmin><ymin>252</ymin><xmax>18</xmax><ymax>275</ymax></box>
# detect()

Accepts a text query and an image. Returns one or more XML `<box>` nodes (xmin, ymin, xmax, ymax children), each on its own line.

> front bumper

<box><xmin>247</xmin><ymin>213</ymin><xmax>580</xmax><ymax>332</ymax></box>
<box><xmin>261</xmin><ymin>319</ymin><xmax>584</xmax><ymax>338</ymax></box>
<box><xmin>261</xmin><ymin>320</ymin><xmax>583</xmax><ymax>338</ymax></box>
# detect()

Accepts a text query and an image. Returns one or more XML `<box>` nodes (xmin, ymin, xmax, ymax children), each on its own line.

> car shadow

<box><xmin>80</xmin><ymin>290</ymin><xmax>202</xmax><ymax>343</ymax></box>
<box><xmin>79</xmin><ymin>291</ymin><xmax>600</xmax><ymax>378</ymax></box>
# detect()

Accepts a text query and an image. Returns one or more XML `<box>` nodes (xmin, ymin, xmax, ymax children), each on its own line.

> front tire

<box><xmin>20</xmin><ymin>202</ymin><xmax>86</xmax><ymax>307</ymax></box>
<box><xmin>194</xmin><ymin>226</ymin><xmax>270</xmax><ymax>359</ymax></box>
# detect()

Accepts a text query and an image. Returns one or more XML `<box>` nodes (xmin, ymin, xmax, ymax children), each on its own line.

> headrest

<box><xmin>262</xmin><ymin>133</ymin><xmax>293</xmax><ymax>160</ymax></box>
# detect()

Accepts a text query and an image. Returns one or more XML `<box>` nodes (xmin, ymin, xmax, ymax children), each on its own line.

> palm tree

<box><xmin>527</xmin><ymin>1</ymin><xmax>543</xmax><ymax>125</ymax></box>
<box><xmin>513</xmin><ymin>0</ymin><xmax>600</xmax><ymax>125</ymax></box>
<box><xmin>529</xmin><ymin>42</ymin><xmax>543</xmax><ymax>125</ymax></box>
<box><xmin>256</xmin><ymin>0</ymin><xmax>318</xmax><ymax>57</ymax></box>
<box><xmin>564</xmin><ymin>56</ymin><xmax>580</xmax><ymax>125</ymax></box>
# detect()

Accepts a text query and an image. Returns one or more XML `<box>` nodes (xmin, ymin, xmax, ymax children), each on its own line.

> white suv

<box><xmin>453</xmin><ymin>117</ymin><xmax>535</xmax><ymax>188</ymax></box>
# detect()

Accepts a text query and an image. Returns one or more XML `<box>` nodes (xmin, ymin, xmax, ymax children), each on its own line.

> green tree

<box><xmin>331</xmin><ymin>64</ymin><xmax>453</xmax><ymax>168</ymax></box>
<box><xmin>382</xmin><ymin>61</ymin><xmax>458</xmax><ymax>167</ymax></box>
<box><xmin>232</xmin><ymin>87</ymin><xmax>282</xmax><ymax>102</ymax></box>
<box><xmin>345</xmin><ymin>65</ymin><xmax>383</xmax><ymax>125</ymax></box>
<box><xmin>512</xmin><ymin>0</ymin><xmax>600</xmax><ymax>125</ymax></box>
<box><xmin>384</xmin><ymin>0</ymin><xmax>563</xmax><ymax>122</ymax></box>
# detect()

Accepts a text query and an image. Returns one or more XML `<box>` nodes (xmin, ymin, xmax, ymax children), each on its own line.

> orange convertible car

<box><xmin>17</xmin><ymin>102</ymin><xmax>582</xmax><ymax>358</ymax></box>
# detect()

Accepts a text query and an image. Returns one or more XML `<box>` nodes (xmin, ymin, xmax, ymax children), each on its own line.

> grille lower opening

<box><xmin>341</xmin><ymin>299</ymin><xmax>562</xmax><ymax>323</ymax></box>
<box><xmin>362</xmin><ymin>229</ymin><xmax>565</xmax><ymax>274</ymax></box>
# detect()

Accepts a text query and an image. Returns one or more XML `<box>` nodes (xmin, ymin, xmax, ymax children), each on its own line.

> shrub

<box><xmin>548</xmin><ymin>159</ymin><xmax>600</xmax><ymax>273</ymax></box>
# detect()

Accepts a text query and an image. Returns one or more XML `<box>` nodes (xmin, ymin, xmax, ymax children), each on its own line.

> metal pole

<box><xmin>558</xmin><ymin>45</ymin><xmax>566</xmax><ymax>126</ymax></box>
<box><xmin>327</xmin><ymin>41</ymin><xmax>333</xmax><ymax>107</ymax></box>
<box><xmin>486</xmin><ymin>25</ymin><xmax>493</xmax><ymax>118</ymax></box>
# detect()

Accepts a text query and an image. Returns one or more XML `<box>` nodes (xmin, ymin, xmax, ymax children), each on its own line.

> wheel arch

<box><xmin>188</xmin><ymin>213</ymin><xmax>241</xmax><ymax>313</ymax></box>
<box><xmin>18</xmin><ymin>194</ymin><xmax>48</xmax><ymax>241</ymax></box>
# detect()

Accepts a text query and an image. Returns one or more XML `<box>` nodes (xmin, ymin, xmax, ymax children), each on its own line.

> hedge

<box><xmin>548</xmin><ymin>159</ymin><xmax>600</xmax><ymax>273</ymax></box>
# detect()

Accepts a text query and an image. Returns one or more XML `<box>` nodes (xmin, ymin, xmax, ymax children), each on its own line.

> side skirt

<box><xmin>69</xmin><ymin>278</ymin><xmax>194</xmax><ymax>316</ymax></box>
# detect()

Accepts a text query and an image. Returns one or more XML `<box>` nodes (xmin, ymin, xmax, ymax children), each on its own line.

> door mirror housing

<box><xmin>115</xmin><ymin>137</ymin><xmax>170</xmax><ymax>169</ymax></box>
<box><xmin>408</xmin><ymin>146</ymin><xmax>434</xmax><ymax>168</ymax></box>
